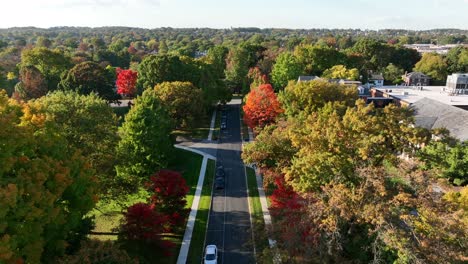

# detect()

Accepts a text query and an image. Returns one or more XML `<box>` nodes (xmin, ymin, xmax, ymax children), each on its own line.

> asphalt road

<box><xmin>204</xmin><ymin>101</ymin><xmax>255</xmax><ymax>264</ymax></box>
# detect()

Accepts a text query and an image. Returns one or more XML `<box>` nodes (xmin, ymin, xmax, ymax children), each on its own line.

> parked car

<box><xmin>204</xmin><ymin>245</ymin><xmax>218</xmax><ymax>264</ymax></box>
<box><xmin>216</xmin><ymin>168</ymin><xmax>225</xmax><ymax>178</ymax></box>
<box><xmin>215</xmin><ymin>177</ymin><xmax>225</xmax><ymax>189</ymax></box>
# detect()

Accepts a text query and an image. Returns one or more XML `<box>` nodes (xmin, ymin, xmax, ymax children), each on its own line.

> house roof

<box><xmin>370</xmin><ymin>73</ymin><xmax>384</xmax><ymax>80</ymax></box>
<box><xmin>298</xmin><ymin>76</ymin><xmax>320</xmax><ymax>82</ymax></box>
<box><xmin>412</xmin><ymin>97</ymin><xmax>468</xmax><ymax>141</ymax></box>
<box><xmin>405</xmin><ymin>72</ymin><xmax>431</xmax><ymax>79</ymax></box>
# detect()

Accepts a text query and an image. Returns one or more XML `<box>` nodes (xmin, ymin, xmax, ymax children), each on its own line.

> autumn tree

<box><xmin>247</xmin><ymin>66</ymin><xmax>268</xmax><ymax>90</ymax></box>
<box><xmin>321</xmin><ymin>64</ymin><xmax>359</xmax><ymax>80</ymax></box>
<box><xmin>14</xmin><ymin>65</ymin><xmax>48</xmax><ymax>100</ymax></box>
<box><xmin>414</xmin><ymin>52</ymin><xmax>448</xmax><ymax>81</ymax></box>
<box><xmin>278</xmin><ymin>79</ymin><xmax>358</xmax><ymax>118</ymax></box>
<box><xmin>59</xmin><ymin>61</ymin><xmax>116</xmax><ymax>100</ymax></box>
<box><xmin>242</xmin><ymin>122</ymin><xmax>297</xmax><ymax>186</ymax></box>
<box><xmin>147</xmin><ymin>170</ymin><xmax>189</xmax><ymax>228</ymax></box>
<box><xmin>58</xmin><ymin>240</ymin><xmax>138</xmax><ymax>264</ymax></box>
<box><xmin>243</xmin><ymin>83</ymin><xmax>283</xmax><ymax>129</ymax></box>
<box><xmin>154</xmin><ymin>81</ymin><xmax>205</xmax><ymax>129</ymax></box>
<box><xmin>34</xmin><ymin>91</ymin><xmax>119</xmax><ymax>196</ymax></box>
<box><xmin>0</xmin><ymin>91</ymin><xmax>97</xmax><ymax>263</ymax></box>
<box><xmin>116</xmin><ymin>68</ymin><xmax>138</xmax><ymax>97</ymax></box>
<box><xmin>119</xmin><ymin>203</ymin><xmax>173</xmax><ymax>255</ymax></box>
<box><xmin>285</xmin><ymin>101</ymin><xmax>423</xmax><ymax>192</ymax></box>
<box><xmin>270</xmin><ymin>52</ymin><xmax>303</xmax><ymax>90</ymax></box>
<box><xmin>20</xmin><ymin>47</ymin><xmax>72</xmax><ymax>91</ymax></box>
<box><xmin>116</xmin><ymin>89</ymin><xmax>174</xmax><ymax>192</ymax></box>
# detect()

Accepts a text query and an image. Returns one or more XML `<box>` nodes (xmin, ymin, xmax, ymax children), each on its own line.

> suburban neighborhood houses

<box><xmin>1</xmin><ymin>1</ymin><xmax>467</xmax><ymax>263</ymax></box>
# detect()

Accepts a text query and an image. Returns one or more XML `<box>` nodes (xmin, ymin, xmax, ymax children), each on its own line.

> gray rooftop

<box><xmin>412</xmin><ymin>98</ymin><xmax>468</xmax><ymax>141</ymax></box>
<box><xmin>297</xmin><ymin>76</ymin><xmax>320</xmax><ymax>82</ymax></box>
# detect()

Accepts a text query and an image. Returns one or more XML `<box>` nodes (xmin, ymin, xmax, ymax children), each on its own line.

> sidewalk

<box><xmin>176</xmin><ymin>110</ymin><xmax>217</xmax><ymax>264</ymax></box>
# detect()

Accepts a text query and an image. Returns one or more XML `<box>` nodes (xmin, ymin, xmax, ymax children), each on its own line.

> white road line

<box><xmin>207</xmin><ymin>110</ymin><xmax>216</xmax><ymax>141</ymax></box>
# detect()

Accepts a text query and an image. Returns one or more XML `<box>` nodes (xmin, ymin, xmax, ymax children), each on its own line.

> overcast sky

<box><xmin>1</xmin><ymin>0</ymin><xmax>467</xmax><ymax>29</ymax></box>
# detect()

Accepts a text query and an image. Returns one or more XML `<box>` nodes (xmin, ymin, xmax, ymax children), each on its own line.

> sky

<box><xmin>1</xmin><ymin>0</ymin><xmax>467</xmax><ymax>30</ymax></box>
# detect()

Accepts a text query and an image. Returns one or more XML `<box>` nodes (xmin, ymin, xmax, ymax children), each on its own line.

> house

<box><xmin>412</xmin><ymin>98</ymin><xmax>468</xmax><ymax>141</ymax></box>
<box><xmin>338</xmin><ymin>79</ymin><xmax>362</xmax><ymax>86</ymax></box>
<box><xmin>297</xmin><ymin>76</ymin><xmax>320</xmax><ymax>82</ymax></box>
<box><xmin>368</xmin><ymin>73</ymin><xmax>384</xmax><ymax>87</ymax></box>
<box><xmin>445</xmin><ymin>73</ymin><xmax>468</xmax><ymax>95</ymax></box>
<box><xmin>402</xmin><ymin>72</ymin><xmax>431</xmax><ymax>86</ymax></box>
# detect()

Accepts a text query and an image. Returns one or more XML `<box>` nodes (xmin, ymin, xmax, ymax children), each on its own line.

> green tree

<box><xmin>137</xmin><ymin>54</ymin><xmax>185</xmax><ymax>90</ymax></box>
<box><xmin>35</xmin><ymin>36</ymin><xmax>52</xmax><ymax>48</ymax></box>
<box><xmin>446</xmin><ymin>47</ymin><xmax>468</xmax><ymax>73</ymax></box>
<box><xmin>154</xmin><ymin>81</ymin><xmax>205</xmax><ymax>129</ymax></box>
<box><xmin>418</xmin><ymin>140</ymin><xmax>468</xmax><ymax>186</ymax></box>
<box><xmin>383</xmin><ymin>63</ymin><xmax>404</xmax><ymax>84</ymax></box>
<box><xmin>34</xmin><ymin>91</ymin><xmax>119</xmax><ymax>195</ymax></box>
<box><xmin>271</xmin><ymin>52</ymin><xmax>303</xmax><ymax>90</ymax></box>
<box><xmin>206</xmin><ymin>45</ymin><xmax>228</xmax><ymax>79</ymax></box>
<box><xmin>322</xmin><ymin>65</ymin><xmax>359</xmax><ymax>80</ymax></box>
<box><xmin>414</xmin><ymin>52</ymin><xmax>448</xmax><ymax>81</ymax></box>
<box><xmin>294</xmin><ymin>44</ymin><xmax>347</xmax><ymax>76</ymax></box>
<box><xmin>59</xmin><ymin>61</ymin><xmax>117</xmax><ymax>100</ymax></box>
<box><xmin>116</xmin><ymin>89</ymin><xmax>174</xmax><ymax>192</ymax></box>
<box><xmin>20</xmin><ymin>47</ymin><xmax>72</xmax><ymax>91</ymax></box>
<box><xmin>0</xmin><ymin>91</ymin><xmax>96</xmax><ymax>263</ymax></box>
<box><xmin>225</xmin><ymin>46</ymin><xmax>250</xmax><ymax>93</ymax></box>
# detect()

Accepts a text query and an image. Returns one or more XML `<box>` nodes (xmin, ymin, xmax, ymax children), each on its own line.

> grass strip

<box><xmin>186</xmin><ymin>159</ymin><xmax>215</xmax><ymax>264</ymax></box>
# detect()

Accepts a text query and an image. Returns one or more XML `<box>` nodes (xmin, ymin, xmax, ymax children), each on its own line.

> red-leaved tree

<box><xmin>269</xmin><ymin>175</ymin><xmax>319</xmax><ymax>257</ymax></box>
<box><xmin>120</xmin><ymin>202</ymin><xmax>174</xmax><ymax>255</ymax></box>
<box><xmin>147</xmin><ymin>170</ymin><xmax>189</xmax><ymax>228</ymax></box>
<box><xmin>243</xmin><ymin>83</ymin><xmax>283</xmax><ymax>129</ymax></box>
<box><xmin>116</xmin><ymin>68</ymin><xmax>138</xmax><ymax>97</ymax></box>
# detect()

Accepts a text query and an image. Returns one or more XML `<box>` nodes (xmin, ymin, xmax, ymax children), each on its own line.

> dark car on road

<box><xmin>216</xmin><ymin>167</ymin><xmax>225</xmax><ymax>178</ymax></box>
<box><xmin>215</xmin><ymin>177</ymin><xmax>225</xmax><ymax>189</ymax></box>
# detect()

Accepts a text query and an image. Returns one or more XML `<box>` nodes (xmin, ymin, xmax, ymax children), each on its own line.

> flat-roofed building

<box><xmin>446</xmin><ymin>73</ymin><xmax>468</xmax><ymax>95</ymax></box>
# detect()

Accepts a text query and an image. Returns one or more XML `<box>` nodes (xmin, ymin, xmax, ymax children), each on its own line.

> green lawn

<box><xmin>246</xmin><ymin>167</ymin><xmax>269</xmax><ymax>258</ymax></box>
<box><xmin>187</xmin><ymin>159</ymin><xmax>215</xmax><ymax>264</ymax></box>
<box><xmin>169</xmin><ymin>148</ymin><xmax>203</xmax><ymax>209</ymax></box>
<box><xmin>172</xmin><ymin>109</ymin><xmax>215</xmax><ymax>140</ymax></box>
<box><xmin>89</xmin><ymin>148</ymin><xmax>204</xmax><ymax>263</ymax></box>
<box><xmin>112</xmin><ymin>106</ymin><xmax>130</xmax><ymax>126</ymax></box>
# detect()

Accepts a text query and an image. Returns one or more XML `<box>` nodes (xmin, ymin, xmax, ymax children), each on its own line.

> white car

<box><xmin>204</xmin><ymin>245</ymin><xmax>218</xmax><ymax>264</ymax></box>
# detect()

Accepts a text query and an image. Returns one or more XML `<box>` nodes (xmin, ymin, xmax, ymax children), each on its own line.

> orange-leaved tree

<box><xmin>243</xmin><ymin>83</ymin><xmax>283</xmax><ymax>129</ymax></box>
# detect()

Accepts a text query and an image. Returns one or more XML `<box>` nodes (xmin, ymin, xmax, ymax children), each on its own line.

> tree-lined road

<box><xmin>204</xmin><ymin>100</ymin><xmax>254</xmax><ymax>264</ymax></box>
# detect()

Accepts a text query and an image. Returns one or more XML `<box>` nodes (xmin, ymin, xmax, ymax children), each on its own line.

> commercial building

<box><xmin>445</xmin><ymin>73</ymin><xmax>468</xmax><ymax>95</ymax></box>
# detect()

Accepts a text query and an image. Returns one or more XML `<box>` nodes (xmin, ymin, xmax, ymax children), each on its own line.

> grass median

<box><xmin>246</xmin><ymin>167</ymin><xmax>269</xmax><ymax>259</ymax></box>
<box><xmin>187</xmin><ymin>159</ymin><xmax>216</xmax><ymax>264</ymax></box>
